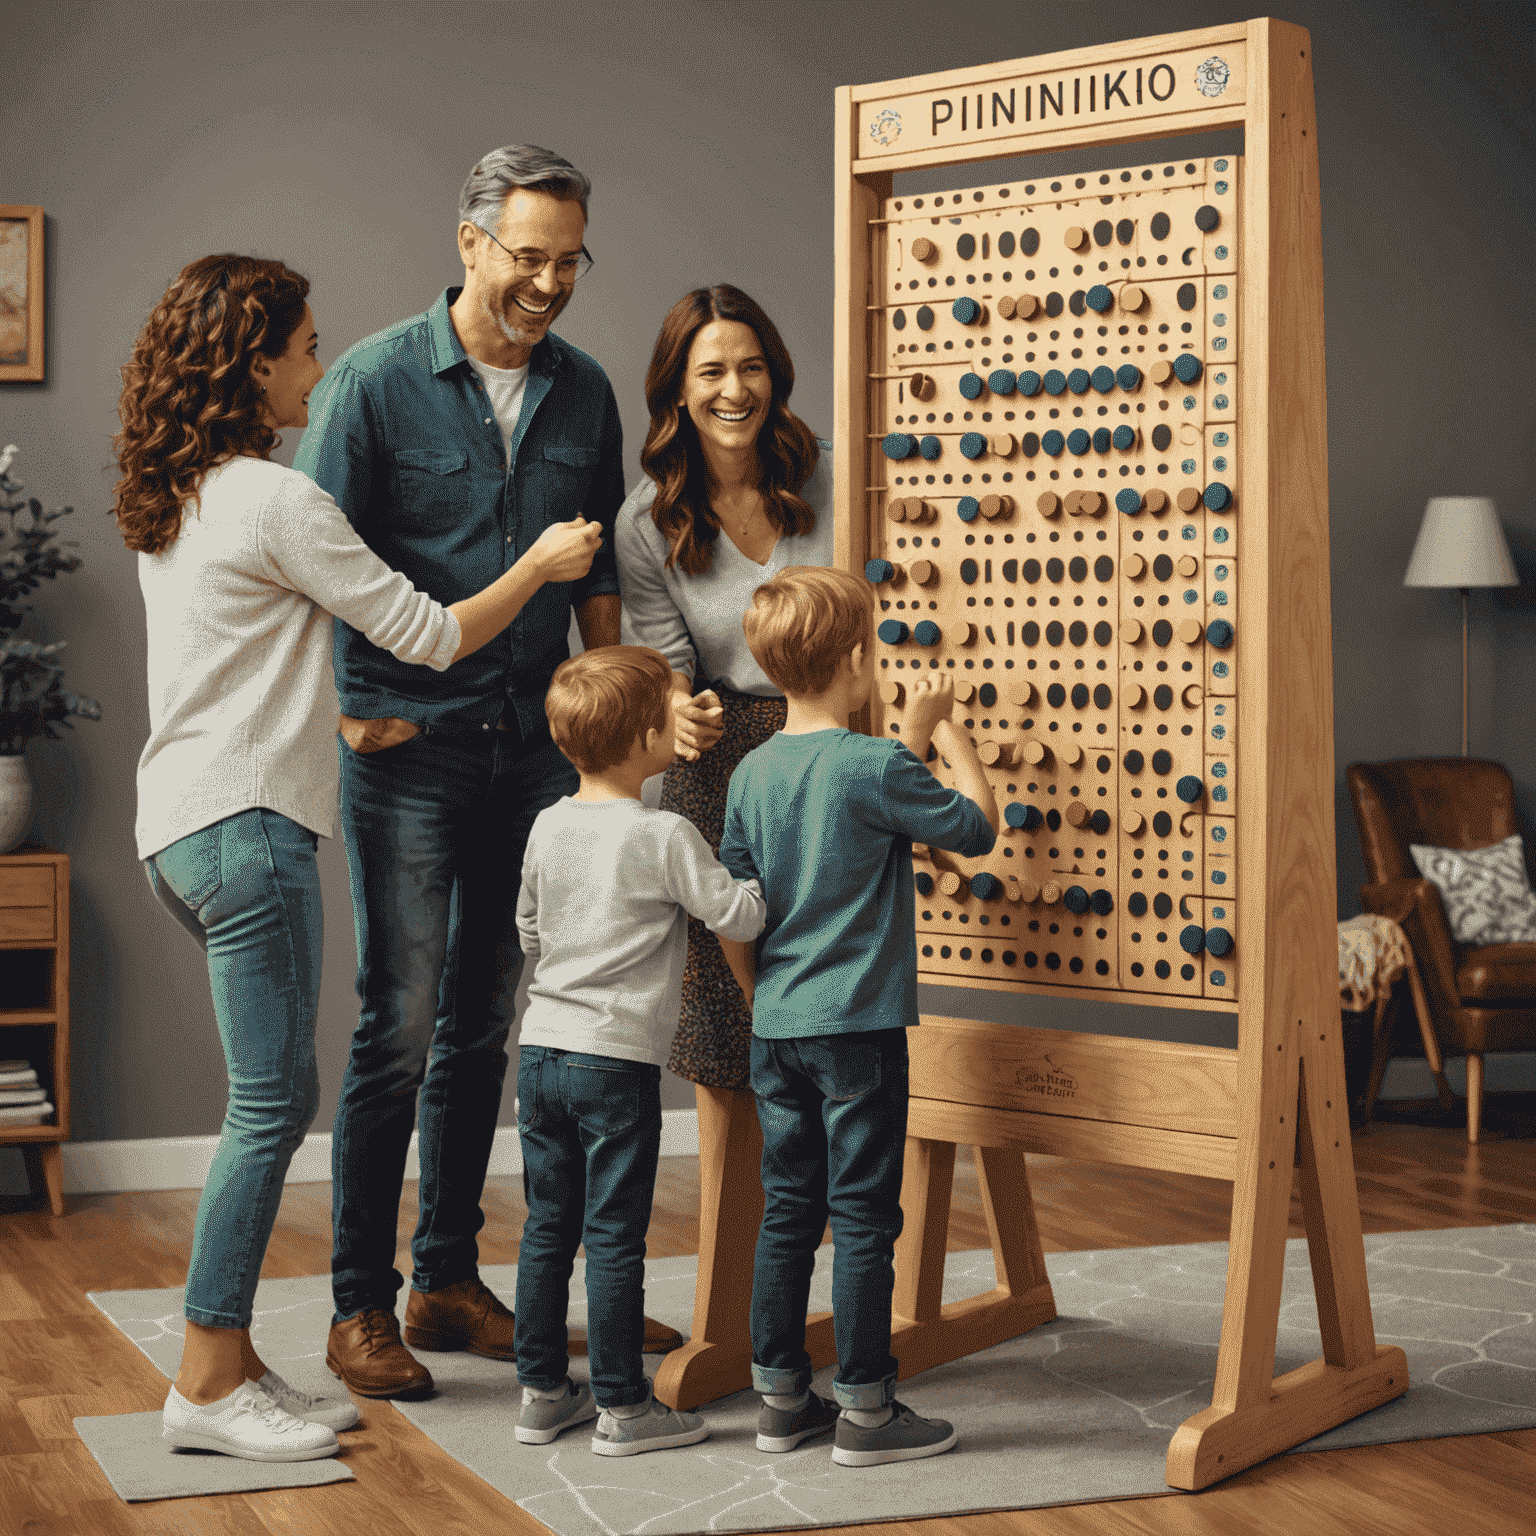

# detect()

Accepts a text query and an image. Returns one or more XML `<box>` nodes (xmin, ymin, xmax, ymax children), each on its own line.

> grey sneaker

<box><xmin>831</xmin><ymin>1399</ymin><xmax>957</xmax><ymax>1466</ymax></box>
<box><xmin>757</xmin><ymin>1392</ymin><xmax>839</xmax><ymax>1452</ymax></box>
<box><xmin>591</xmin><ymin>1390</ymin><xmax>708</xmax><ymax>1457</ymax></box>
<box><xmin>516</xmin><ymin>1379</ymin><xmax>598</xmax><ymax>1444</ymax></box>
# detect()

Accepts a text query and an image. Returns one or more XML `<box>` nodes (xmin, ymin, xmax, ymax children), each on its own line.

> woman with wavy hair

<box><xmin>114</xmin><ymin>253</ymin><xmax>602</xmax><ymax>1462</ymax></box>
<box><xmin>614</xmin><ymin>285</ymin><xmax>831</xmax><ymax>1378</ymax></box>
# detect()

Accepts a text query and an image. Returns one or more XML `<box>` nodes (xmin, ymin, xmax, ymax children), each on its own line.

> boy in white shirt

<box><xmin>512</xmin><ymin>645</ymin><xmax>767</xmax><ymax>1454</ymax></box>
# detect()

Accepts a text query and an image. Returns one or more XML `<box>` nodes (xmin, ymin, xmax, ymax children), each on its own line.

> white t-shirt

<box><xmin>465</xmin><ymin>352</ymin><xmax>530</xmax><ymax>458</ymax></box>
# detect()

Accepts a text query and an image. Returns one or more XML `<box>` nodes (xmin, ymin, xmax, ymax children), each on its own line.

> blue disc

<box><xmin>913</xmin><ymin>620</ymin><xmax>942</xmax><ymax>646</ymax></box>
<box><xmin>1175</xmin><ymin>775</ymin><xmax>1204</xmax><ymax>803</ymax></box>
<box><xmin>1205</xmin><ymin>927</ymin><xmax>1234</xmax><ymax>957</ymax></box>
<box><xmin>1172</xmin><ymin>352</ymin><xmax>1203</xmax><ymax>384</ymax></box>
<box><xmin>1063</xmin><ymin>885</ymin><xmax>1090</xmax><ymax>915</ymax></box>
<box><xmin>971</xmin><ymin>872</ymin><xmax>1003</xmax><ymax>900</ymax></box>
<box><xmin>1086</xmin><ymin>284</ymin><xmax>1114</xmax><ymax>313</ymax></box>
<box><xmin>916</xmin><ymin>305</ymin><xmax>935</xmax><ymax>330</ymax></box>
<box><xmin>958</xmin><ymin>372</ymin><xmax>985</xmax><ymax>400</ymax></box>
<box><xmin>959</xmin><ymin>432</ymin><xmax>987</xmax><ymax>459</ymax></box>
<box><xmin>1116</xmin><ymin>363</ymin><xmax>1142</xmax><ymax>390</ymax></box>
<box><xmin>957</xmin><ymin>495</ymin><xmax>981</xmax><ymax>522</ymax></box>
<box><xmin>919</xmin><ymin>435</ymin><xmax>942</xmax><ymax>460</ymax></box>
<box><xmin>877</xmin><ymin>619</ymin><xmax>909</xmax><ymax>644</ymax></box>
<box><xmin>1067</xmin><ymin>368</ymin><xmax>1092</xmax><ymax>395</ymax></box>
<box><xmin>1042</xmin><ymin>429</ymin><xmax>1065</xmax><ymax>456</ymax></box>
<box><xmin>1179</xmin><ymin>924</ymin><xmax>1206</xmax><ymax>955</ymax></box>
<box><xmin>1091</xmin><ymin>365</ymin><xmax>1116</xmax><ymax>394</ymax></box>
<box><xmin>1043</xmin><ymin>369</ymin><xmax>1067</xmax><ymax>396</ymax></box>
<box><xmin>865</xmin><ymin>559</ymin><xmax>894</xmax><ymax>583</ymax></box>
<box><xmin>1092</xmin><ymin>427</ymin><xmax>1111</xmax><ymax>453</ymax></box>
<box><xmin>1067</xmin><ymin>428</ymin><xmax>1091</xmax><ymax>456</ymax></box>
<box><xmin>1116</xmin><ymin>488</ymin><xmax>1142</xmax><ymax>514</ymax></box>
<box><xmin>1112</xmin><ymin>424</ymin><xmax>1136</xmax><ymax>451</ymax></box>
<box><xmin>1018</xmin><ymin>370</ymin><xmax>1042</xmax><ymax>396</ymax></box>
<box><xmin>1206</xmin><ymin>619</ymin><xmax>1234</xmax><ymax>649</ymax></box>
<box><xmin>1203</xmin><ymin>480</ymin><xmax>1232</xmax><ymax>512</ymax></box>
<box><xmin>952</xmin><ymin>296</ymin><xmax>981</xmax><ymax>324</ymax></box>
<box><xmin>987</xmin><ymin>368</ymin><xmax>1017</xmax><ymax>395</ymax></box>
<box><xmin>915</xmin><ymin>871</ymin><xmax>933</xmax><ymax>895</ymax></box>
<box><xmin>881</xmin><ymin>432</ymin><xmax>916</xmax><ymax>460</ymax></box>
<box><xmin>1089</xmin><ymin>888</ymin><xmax>1114</xmax><ymax>915</ymax></box>
<box><xmin>1004</xmin><ymin>801</ymin><xmax>1029</xmax><ymax>828</ymax></box>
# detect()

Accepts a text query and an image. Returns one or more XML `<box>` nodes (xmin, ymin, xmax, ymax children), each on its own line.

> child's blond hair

<box><xmin>742</xmin><ymin>565</ymin><xmax>873</xmax><ymax>697</ymax></box>
<box><xmin>545</xmin><ymin>645</ymin><xmax>672</xmax><ymax>773</ymax></box>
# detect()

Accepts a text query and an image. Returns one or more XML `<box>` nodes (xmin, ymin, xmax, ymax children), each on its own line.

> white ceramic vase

<box><xmin>0</xmin><ymin>752</ymin><xmax>34</xmax><ymax>855</ymax></box>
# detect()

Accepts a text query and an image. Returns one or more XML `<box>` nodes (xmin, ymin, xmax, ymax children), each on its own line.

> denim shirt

<box><xmin>292</xmin><ymin>287</ymin><xmax>623</xmax><ymax>736</ymax></box>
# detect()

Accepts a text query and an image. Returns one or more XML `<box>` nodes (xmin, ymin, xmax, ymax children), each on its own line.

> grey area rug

<box><xmin>89</xmin><ymin>1225</ymin><xmax>1536</xmax><ymax>1530</ymax></box>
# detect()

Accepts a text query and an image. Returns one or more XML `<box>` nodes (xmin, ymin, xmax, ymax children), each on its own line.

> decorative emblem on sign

<box><xmin>1195</xmin><ymin>56</ymin><xmax>1230</xmax><ymax>97</ymax></box>
<box><xmin>869</xmin><ymin>108</ymin><xmax>902</xmax><ymax>146</ymax></box>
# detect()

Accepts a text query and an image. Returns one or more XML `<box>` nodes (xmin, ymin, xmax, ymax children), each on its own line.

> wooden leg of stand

<box><xmin>973</xmin><ymin>1144</ymin><xmax>1052</xmax><ymax>1305</ymax></box>
<box><xmin>892</xmin><ymin>1137</ymin><xmax>954</xmax><ymax>1324</ymax></box>
<box><xmin>1466</xmin><ymin>1054</ymin><xmax>1483</xmax><ymax>1145</ymax></box>
<box><xmin>21</xmin><ymin>1143</ymin><xmax>64</xmax><ymax>1216</ymax></box>
<box><xmin>653</xmin><ymin>1085</ymin><xmax>765</xmax><ymax>1410</ymax></box>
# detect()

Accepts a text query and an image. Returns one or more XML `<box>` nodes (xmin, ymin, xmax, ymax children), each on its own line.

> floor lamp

<box><xmin>1403</xmin><ymin>497</ymin><xmax>1518</xmax><ymax>755</ymax></box>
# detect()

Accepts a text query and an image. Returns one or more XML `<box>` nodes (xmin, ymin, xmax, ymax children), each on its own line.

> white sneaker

<box><xmin>162</xmin><ymin>1383</ymin><xmax>340</xmax><ymax>1461</ymax></box>
<box><xmin>252</xmin><ymin>1369</ymin><xmax>360</xmax><ymax>1432</ymax></box>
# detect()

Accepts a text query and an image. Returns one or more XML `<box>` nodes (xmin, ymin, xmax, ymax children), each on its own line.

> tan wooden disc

<box><xmin>1021</xmin><ymin>739</ymin><xmax>1048</xmax><ymax>765</ymax></box>
<box><xmin>1176</xmin><ymin>486</ymin><xmax>1203</xmax><ymax>513</ymax></box>
<box><xmin>908</xmin><ymin>372</ymin><xmax>936</xmax><ymax>401</ymax></box>
<box><xmin>1061</xmin><ymin>743</ymin><xmax>1084</xmax><ymax>767</ymax></box>
<box><xmin>911</xmin><ymin>237</ymin><xmax>936</xmax><ymax>262</ymax></box>
<box><xmin>1124</xmin><ymin>552</ymin><xmax>1147</xmax><ymax>578</ymax></box>
<box><xmin>996</xmin><ymin>295</ymin><xmax>1016</xmax><ymax>319</ymax></box>
<box><xmin>1150</xmin><ymin>359</ymin><xmax>1174</xmax><ymax>385</ymax></box>
<box><xmin>989</xmin><ymin>434</ymin><xmax>1015</xmax><ymax>458</ymax></box>
<box><xmin>1014</xmin><ymin>877</ymin><xmax>1039</xmax><ymax>903</ymax></box>
<box><xmin>979</xmin><ymin>493</ymin><xmax>1005</xmax><ymax>518</ymax></box>
<box><xmin>1176</xmin><ymin>554</ymin><xmax>1200</xmax><ymax>577</ymax></box>
<box><xmin>957</xmin><ymin>621</ymin><xmax>978</xmax><ymax>646</ymax></box>
<box><xmin>1084</xmin><ymin>491</ymin><xmax>1107</xmax><ymax>517</ymax></box>
<box><xmin>1036</xmin><ymin>491</ymin><xmax>1062</xmax><ymax>517</ymax></box>
<box><xmin>1182</xmin><ymin>683</ymin><xmax>1204</xmax><ymax>707</ymax></box>
<box><xmin>886</xmin><ymin>497</ymin><xmax>910</xmax><ymax>522</ymax></box>
<box><xmin>1143</xmin><ymin>488</ymin><xmax>1169</xmax><ymax>514</ymax></box>
<box><xmin>1006</xmin><ymin>679</ymin><xmax>1035</xmax><ymax>706</ymax></box>
<box><xmin>1041</xmin><ymin>881</ymin><xmax>1063</xmax><ymax>905</ymax></box>
<box><xmin>909</xmin><ymin>559</ymin><xmax>936</xmax><ymax>585</ymax></box>
<box><xmin>878</xmin><ymin>679</ymin><xmax>904</xmax><ymax>705</ymax></box>
<box><xmin>1123</xmin><ymin>811</ymin><xmax>1145</xmax><ymax>835</ymax></box>
<box><xmin>1119</xmin><ymin>284</ymin><xmax>1145</xmax><ymax>311</ymax></box>
<box><xmin>1065</xmin><ymin>801</ymin><xmax>1089</xmax><ymax>827</ymax></box>
<box><xmin>938</xmin><ymin>871</ymin><xmax>967</xmax><ymax>898</ymax></box>
<box><xmin>1124</xmin><ymin>683</ymin><xmax>1146</xmax><ymax>707</ymax></box>
<box><xmin>953</xmin><ymin>680</ymin><xmax>976</xmax><ymax>703</ymax></box>
<box><xmin>1121</xmin><ymin>619</ymin><xmax>1144</xmax><ymax>644</ymax></box>
<box><xmin>1176</xmin><ymin>618</ymin><xmax>1205</xmax><ymax>644</ymax></box>
<box><xmin>1013</xmin><ymin>294</ymin><xmax>1038</xmax><ymax>319</ymax></box>
<box><xmin>1064</xmin><ymin>225</ymin><xmax>1088</xmax><ymax>250</ymax></box>
<box><xmin>978</xmin><ymin>740</ymin><xmax>1014</xmax><ymax>768</ymax></box>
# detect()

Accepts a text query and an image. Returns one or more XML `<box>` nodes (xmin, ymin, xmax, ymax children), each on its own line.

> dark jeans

<box><xmin>145</xmin><ymin>809</ymin><xmax>323</xmax><ymax>1329</ymax></box>
<box><xmin>749</xmin><ymin>1029</ymin><xmax>909</xmax><ymax>1411</ymax></box>
<box><xmin>330</xmin><ymin>723</ymin><xmax>577</xmax><ymax>1320</ymax></box>
<box><xmin>513</xmin><ymin>1047</ymin><xmax>662</xmax><ymax>1408</ymax></box>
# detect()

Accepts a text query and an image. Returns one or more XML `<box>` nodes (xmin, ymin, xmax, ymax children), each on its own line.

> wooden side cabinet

<box><xmin>0</xmin><ymin>846</ymin><xmax>70</xmax><ymax>1214</ymax></box>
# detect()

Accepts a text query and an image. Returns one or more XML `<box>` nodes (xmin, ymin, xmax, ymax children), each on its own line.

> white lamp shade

<box><xmin>1404</xmin><ymin>497</ymin><xmax>1518</xmax><ymax>588</ymax></box>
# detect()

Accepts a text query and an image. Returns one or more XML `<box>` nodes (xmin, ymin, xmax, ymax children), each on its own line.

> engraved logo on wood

<box><xmin>1021</xmin><ymin>1053</ymin><xmax>1078</xmax><ymax>1101</ymax></box>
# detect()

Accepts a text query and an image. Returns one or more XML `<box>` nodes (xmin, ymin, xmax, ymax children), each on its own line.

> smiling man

<box><xmin>292</xmin><ymin>146</ymin><xmax>632</xmax><ymax>1399</ymax></box>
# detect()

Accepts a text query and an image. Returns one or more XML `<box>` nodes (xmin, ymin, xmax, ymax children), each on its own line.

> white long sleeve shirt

<box><xmin>516</xmin><ymin>797</ymin><xmax>767</xmax><ymax>1065</ymax></box>
<box><xmin>134</xmin><ymin>456</ymin><xmax>461</xmax><ymax>860</ymax></box>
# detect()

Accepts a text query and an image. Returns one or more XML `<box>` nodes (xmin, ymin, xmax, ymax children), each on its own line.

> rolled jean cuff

<box><xmin>832</xmin><ymin>1372</ymin><xmax>896</xmax><ymax>1411</ymax></box>
<box><xmin>752</xmin><ymin>1362</ymin><xmax>813</xmax><ymax>1396</ymax></box>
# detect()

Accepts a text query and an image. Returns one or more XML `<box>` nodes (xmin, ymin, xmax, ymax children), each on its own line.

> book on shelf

<box><xmin>0</xmin><ymin>1100</ymin><xmax>53</xmax><ymax>1125</ymax></box>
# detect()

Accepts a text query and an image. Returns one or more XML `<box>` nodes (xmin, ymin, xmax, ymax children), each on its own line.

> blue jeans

<box><xmin>330</xmin><ymin>723</ymin><xmax>578</xmax><ymax>1319</ymax></box>
<box><xmin>514</xmin><ymin>1047</ymin><xmax>662</xmax><ymax>1408</ymax></box>
<box><xmin>145</xmin><ymin>809</ymin><xmax>323</xmax><ymax>1330</ymax></box>
<box><xmin>749</xmin><ymin>1030</ymin><xmax>909</xmax><ymax>1411</ymax></box>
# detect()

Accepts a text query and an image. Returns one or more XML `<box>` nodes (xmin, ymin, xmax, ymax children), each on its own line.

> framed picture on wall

<box><xmin>0</xmin><ymin>206</ymin><xmax>45</xmax><ymax>383</ymax></box>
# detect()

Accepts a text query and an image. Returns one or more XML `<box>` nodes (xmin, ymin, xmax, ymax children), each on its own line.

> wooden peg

<box><xmin>996</xmin><ymin>295</ymin><xmax>1016</xmax><ymax>319</ymax></box>
<box><xmin>1065</xmin><ymin>801</ymin><xmax>1089</xmax><ymax>828</ymax></box>
<box><xmin>1121</xmin><ymin>619</ymin><xmax>1144</xmax><ymax>644</ymax></box>
<box><xmin>1015</xmin><ymin>878</ymin><xmax>1040</xmax><ymax>902</ymax></box>
<box><xmin>957</xmin><ymin>621</ymin><xmax>978</xmax><ymax>646</ymax></box>
<box><xmin>953</xmin><ymin>680</ymin><xmax>976</xmax><ymax>704</ymax></box>
<box><xmin>1063</xmin><ymin>489</ymin><xmax>1084</xmax><ymax>518</ymax></box>
<box><xmin>1124</xmin><ymin>810</ymin><xmax>1145</xmax><ymax>834</ymax></box>
<box><xmin>1060</xmin><ymin>743</ymin><xmax>1084</xmax><ymax>767</ymax></box>
<box><xmin>911</xmin><ymin>237</ymin><xmax>937</xmax><ymax>262</ymax></box>
<box><xmin>908</xmin><ymin>372</ymin><xmax>936</xmax><ymax>401</ymax></box>
<box><xmin>1176</xmin><ymin>554</ymin><xmax>1199</xmax><ymax>577</ymax></box>
<box><xmin>1006</xmin><ymin>679</ymin><xmax>1035</xmax><ymax>707</ymax></box>
<box><xmin>879</xmin><ymin>679</ymin><xmax>905</xmax><ymax>706</ymax></box>
<box><xmin>1124</xmin><ymin>553</ymin><xmax>1147</xmax><ymax>578</ymax></box>
<box><xmin>887</xmin><ymin>497</ymin><xmax>911</xmax><ymax>522</ymax></box>
<box><xmin>1021</xmin><ymin>739</ymin><xmax>1049</xmax><ymax>765</ymax></box>
<box><xmin>1084</xmin><ymin>491</ymin><xmax>1107</xmax><ymax>517</ymax></box>
<box><xmin>989</xmin><ymin>434</ymin><xmax>1016</xmax><ymax>458</ymax></box>
<box><xmin>1124</xmin><ymin>683</ymin><xmax>1146</xmax><ymax>707</ymax></box>
<box><xmin>1151</xmin><ymin>359</ymin><xmax>1174</xmax><ymax>385</ymax></box>
<box><xmin>978</xmin><ymin>740</ymin><xmax>1018</xmax><ymax>768</ymax></box>
<box><xmin>909</xmin><ymin>559</ymin><xmax>937</xmax><ymax>585</ymax></box>
<box><xmin>1119</xmin><ymin>284</ymin><xmax>1145</xmax><ymax>312</ymax></box>
<box><xmin>1176</xmin><ymin>487</ymin><xmax>1203</xmax><ymax>513</ymax></box>
<box><xmin>1176</xmin><ymin>618</ymin><xmax>1205</xmax><ymax>644</ymax></box>
<box><xmin>1041</xmin><ymin>881</ymin><xmax>1063</xmax><ymax>904</ymax></box>
<box><xmin>1182</xmin><ymin>683</ymin><xmax>1204</xmax><ymax>707</ymax></box>
<box><xmin>979</xmin><ymin>493</ymin><xmax>1010</xmax><ymax>519</ymax></box>
<box><xmin>1143</xmin><ymin>489</ymin><xmax>1169</xmax><ymax>515</ymax></box>
<box><xmin>1036</xmin><ymin>491</ymin><xmax>1062</xmax><ymax>518</ymax></box>
<box><xmin>1064</xmin><ymin>225</ymin><xmax>1088</xmax><ymax>250</ymax></box>
<box><xmin>938</xmin><ymin>871</ymin><xmax>969</xmax><ymax>898</ymax></box>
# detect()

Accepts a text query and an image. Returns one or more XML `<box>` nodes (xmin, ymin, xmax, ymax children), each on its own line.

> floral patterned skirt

<box><xmin>661</xmin><ymin>685</ymin><xmax>787</xmax><ymax>1089</ymax></box>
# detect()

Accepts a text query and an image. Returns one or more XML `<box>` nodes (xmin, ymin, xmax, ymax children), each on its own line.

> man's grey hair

<box><xmin>458</xmin><ymin>145</ymin><xmax>591</xmax><ymax>236</ymax></box>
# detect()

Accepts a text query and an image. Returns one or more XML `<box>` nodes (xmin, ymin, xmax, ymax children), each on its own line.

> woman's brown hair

<box><xmin>639</xmin><ymin>285</ymin><xmax>820</xmax><ymax>576</ymax></box>
<box><xmin>111</xmin><ymin>255</ymin><xmax>311</xmax><ymax>555</ymax></box>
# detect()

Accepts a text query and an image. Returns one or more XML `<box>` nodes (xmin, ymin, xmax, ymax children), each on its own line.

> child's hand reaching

<box><xmin>904</xmin><ymin>674</ymin><xmax>956</xmax><ymax>749</ymax></box>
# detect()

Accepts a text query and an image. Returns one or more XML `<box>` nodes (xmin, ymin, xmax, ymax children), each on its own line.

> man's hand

<box><xmin>339</xmin><ymin>714</ymin><xmax>421</xmax><ymax>754</ymax></box>
<box><xmin>673</xmin><ymin>688</ymin><xmax>725</xmax><ymax>762</ymax></box>
<box><xmin>527</xmin><ymin>517</ymin><xmax>604</xmax><ymax>584</ymax></box>
<box><xmin>902</xmin><ymin>674</ymin><xmax>955</xmax><ymax>759</ymax></box>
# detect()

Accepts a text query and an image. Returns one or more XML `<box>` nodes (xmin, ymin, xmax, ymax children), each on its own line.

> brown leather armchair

<box><xmin>1347</xmin><ymin>758</ymin><xmax>1536</xmax><ymax>1142</ymax></box>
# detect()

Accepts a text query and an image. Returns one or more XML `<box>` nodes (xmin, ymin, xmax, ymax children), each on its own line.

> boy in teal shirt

<box><xmin>719</xmin><ymin>566</ymin><xmax>998</xmax><ymax>1466</ymax></box>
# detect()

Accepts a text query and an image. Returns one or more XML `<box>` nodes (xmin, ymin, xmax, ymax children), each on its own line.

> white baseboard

<box><xmin>1</xmin><ymin>1108</ymin><xmax>701</xmax><ymax>1197</ymax></box>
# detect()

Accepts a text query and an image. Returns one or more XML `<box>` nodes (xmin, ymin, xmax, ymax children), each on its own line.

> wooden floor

<box><xmin>4</xmin><ymin>1094</ymin><xmax>1535</xmax><ymax>1535</ymax></box>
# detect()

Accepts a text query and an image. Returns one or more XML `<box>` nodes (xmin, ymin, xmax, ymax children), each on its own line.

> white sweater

<box><xmin>516</xmin><ymin>797</ymin><xmax>767</xmax><ymax>1066</ymax></box>
<box><xmin>135</xmin><ymin>457</ymin><xmax>461</xmax><ymax>860</ymax></box>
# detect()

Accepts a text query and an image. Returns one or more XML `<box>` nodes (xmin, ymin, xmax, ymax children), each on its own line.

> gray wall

<box><xmin>1</xmin><ymin>0</ymin><xmax>1530</xmax><ymax>1152</ymax></box>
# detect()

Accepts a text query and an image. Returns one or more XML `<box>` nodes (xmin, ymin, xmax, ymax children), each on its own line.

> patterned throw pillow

<box><xmin>1408</xmin><ymin>835</ymin><xmax>1536</xmax><ymax>946</ymax></box>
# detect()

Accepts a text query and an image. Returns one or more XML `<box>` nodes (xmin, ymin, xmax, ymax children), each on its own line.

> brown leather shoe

<box><xmin>326</xmin><ymin>1308</ymin><xmax>433</xmax><ymax>1399</ymax></box>
<box><xmin>567</xmin><ymin>1316</ymin><xmax>685</xmax><ymax>1356</ymax></box>
<box><xmin>403</xmin><ymin>1275</ymin><xmax>517</xmax><ymax>1360</ymax></box>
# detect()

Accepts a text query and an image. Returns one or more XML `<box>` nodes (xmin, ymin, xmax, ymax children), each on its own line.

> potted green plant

<box><xmin>0</xmin><ymin>444</ymin><xmax>101</xmax><ymax>853</ymax></box>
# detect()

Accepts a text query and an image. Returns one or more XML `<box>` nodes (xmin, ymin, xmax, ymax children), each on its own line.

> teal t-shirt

<box><xmin>720</xmin><ymin>729</ymin><xmax>995</xmax><ymax>1037</ymax></box>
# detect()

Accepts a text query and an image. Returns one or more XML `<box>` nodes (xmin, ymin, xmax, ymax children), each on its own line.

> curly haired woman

<box><xmin>114</xmin><ymin>254</ymin><xmax>602</xmax><ymax>1462</ymax></box>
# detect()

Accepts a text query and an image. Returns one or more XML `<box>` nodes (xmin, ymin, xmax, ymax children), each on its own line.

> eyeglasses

<box><xmin>482</xmin><ymin>229</ymin><xmax>594</xmax><ymax>283</ymax></box>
